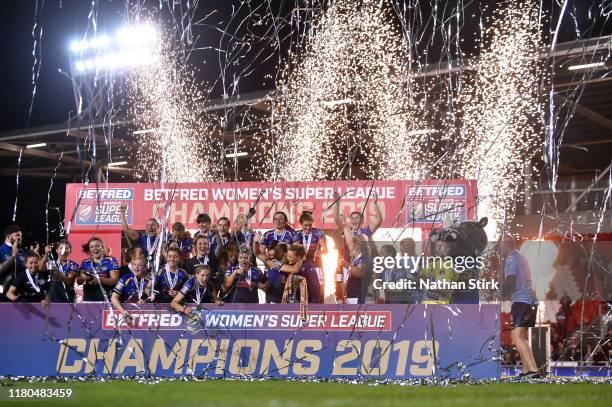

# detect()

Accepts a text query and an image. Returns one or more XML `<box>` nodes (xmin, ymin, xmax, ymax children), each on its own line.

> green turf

<box><xmin>1</xmin><ymin>380</ymin><xmax>611</xmax><ymax>407</ymax></box>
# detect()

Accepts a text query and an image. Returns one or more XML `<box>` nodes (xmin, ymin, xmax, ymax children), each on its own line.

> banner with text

<box><xmin>65</xmin><ymin>179</ymin><xmax>477</xmax><ymax>232</ymax></box>
<box><xmin>0</xmin><ymin>304</ymin><xmax>498</xmax><ymax>379</ymax></box>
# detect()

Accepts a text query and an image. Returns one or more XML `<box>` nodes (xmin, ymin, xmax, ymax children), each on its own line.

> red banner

<box><xmin>64</xmin><ymin>179</ymin><xmax>477</xmax><ymax>261</ymax></box>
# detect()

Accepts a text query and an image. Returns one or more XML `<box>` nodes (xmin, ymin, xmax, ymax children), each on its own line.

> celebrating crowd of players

<box><xmin>0</xmin><ymin>192</ymin><xmax>389</xmax><ymax>319</ymax></box>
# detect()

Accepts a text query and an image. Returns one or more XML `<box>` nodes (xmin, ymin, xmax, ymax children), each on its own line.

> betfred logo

<box><xmin>78</xmin><ymin>188</ymin><xmax>134</xmax><ymax>200</ymax></box>
<box><xmin>408</xmin><ymin>185</ymin><xmax>466</xmax><ymax>197</ymax></box>
<box><xmin>76</xmin><ymin>188</ymin><xmax>134</xmax><ymax>225</ymax></box>
<box><xmin>406</xmin><ymin>183</ymin><xmax>467</xmax><ymax>224</ymax></box>
<box><xmin>102</xmin><ymin>310</ymin><xmax>185</xmax><ymax>330</ymax></box>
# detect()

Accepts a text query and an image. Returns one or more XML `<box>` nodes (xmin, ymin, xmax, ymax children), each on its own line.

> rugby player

<box><xmin>332</xmin><ymin>191</ymin><xmax>382</xmax><ymax>260</ymax></box>
<box><xmin>210</xmin><ymin>216</ymin><xmax>237</xmax><ymax>259</ymax></box>
<box><xmin>154</xmin><ymin>247</ymin><xmax>188</xmax><ymax>303</ymax></box>
<box><xmin>186</xmin><ymin>235</ymin><xmax>217</xmax><ymax>275</ymax></box>
<box><xmin>119</xmin><ymin>246</ymin><xmax>145</xmax><ymax>278</ymax></box>
<box><xmin>261</xmin><ymin>212</ymin><xmax>294</xmax><ymax>248</ymax></box>
<box><xmin>293</xmin><ymin>211</ymin><xmax>327</xmax><ymax>300</ymax></box>
<box><xmin>1</xmin><ymin>225</ymin><xmax>27</xmax><ymax>289</ymax></box>
<box><xmin>193</xmin><ymin>213</ymin><xmax>212</xmax><ymax>240</ymax></box>
<box><xmin>119</xmin><ymin>204</ymin><xmax>162</xmax><ymax>264</ymax></box>
<box><xmin>6</xmin><ymin>251</ymin><xmax>49</xmax><ymax>305</ymax></box>
<box><xmin>39</xmin><ymin>239</ymin><xmax>78</xmax><ymax>303</ymax></box>
<box><xmin>172</xmin><ymin>265</ymin><xmax>223</xmax><ymax>315</ymax></box>
<box><xmin>345</xmin><ymin>234</ymin><xmax>369</xmax><ymax>304</ymax></box>
<box><xmin>167</xmin><ymin>222</ymin><xmax>193</xmax><ymax>264</ymax></box>
<box><xmin>78</xmin><ymin>237</ymin><xmax>120</xmax><ymax>302</ymax></box>
<box><xmin>223</xmin><ymin>246</ymin><xmax>263</xmax><ymax>303</ymax></box>
<box><xmin>252</xmin><ymin>237</ymin><xmax>289</xmax><ymax>303</ymax></box>
<box><xmin>111</xmin><ymin>256</ymin><xmax>151</xmax><ymax>324</ymax></box>
<box><xmin>292</xmin><ymin>211</ymin><xmax>327</xmax><ymax>266</ymax></box>
<box><xmin>285</xmin><ymin>244</ymin><xmax>321</xmax><ymax>303</ymax></box>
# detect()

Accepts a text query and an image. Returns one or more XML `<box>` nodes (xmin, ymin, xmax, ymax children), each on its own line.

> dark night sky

<box><xmin>0</xmin><ymin>0</ymin><xmax>607</xmax><ymax>245</ymax></box>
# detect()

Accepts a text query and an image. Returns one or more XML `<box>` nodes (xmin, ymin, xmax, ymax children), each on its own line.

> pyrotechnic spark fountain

<box><xmin>322</xmin><ymin>237</ymin><xmax>340</xmax><ymax>302</ymax></box>
<box><xmin>127</xmin><ymin>26</ymin><xmax>222</xmax><ymax>183</ymax></box>
<box><xmin>260</xmin><ymin>0</ymin><xmax>431</xmax><ymax>181</ymax></box>
<box><xmin>455</xmin><ymin>1</ymin><xmax>545</xmax><ymax>237</ymax></box>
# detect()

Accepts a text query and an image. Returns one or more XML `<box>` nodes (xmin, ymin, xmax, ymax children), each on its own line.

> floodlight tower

<box><xmin>66</xmin><ymin>24</ymin><xmax>159</xmax><ymax>181</ymax></box>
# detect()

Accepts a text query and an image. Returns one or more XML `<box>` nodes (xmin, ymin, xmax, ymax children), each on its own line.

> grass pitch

<box><xmin>1</xmin><ymin>380</ymin><xmax>611</xmax><ymax>407</ymax></box>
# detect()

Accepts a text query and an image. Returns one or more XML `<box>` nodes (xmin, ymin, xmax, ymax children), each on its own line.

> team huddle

<box><xmin>0</xmin><ymin>192</ymin><xmax>387</xmax><ymax>320</ymax></box>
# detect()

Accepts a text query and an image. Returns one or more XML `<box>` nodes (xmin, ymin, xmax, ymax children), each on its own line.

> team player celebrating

<box><xmin>293</xmin><ymin>211</ymin><xmax>327</xmax><ymax>299</ymax></box>
<box><xmin>167</xmin><ymin>222</ymin><xmax>193</xmax><ymax>264</ymax></box>
<box><xmin>293</xmin><ymin>211</ymin><xmax>327</xmax><ymax>265</ymax></box>
<box><xmin>172</xmin><ymin>265</ymin><xmax>223</xmax><ymax>315</ymax></box>
<box><xmin>193</xmin><ymin>213</ymin><xmax>212</xmax><ymax>241</ymax></box>
<box><xmin>252</xmin><ymin>239</ymin><xmax>289</xmax><ymax>303</ymax></box>
<box><xmin>210</xmin><ymin>217</ymin><xmax>237</xmax><ymax>258</ymax></box>
<box><xmin>78</xmin><ymin>237</ymin><xmax>120</xmax><ymax>302</ymax></box>
<box><xmin>154</xmin><ymin>247</ymin><xmax>188</xmax><ymax>303</ymax></box>
<box><xmin>40</xmin><ymin>239</ymin><xmax>79</xmax><ymax>303</ymax></box>
<box><xmin>6</xmin><ymin>251</ymin><xmax>49</xmax><ymax>305</ymax></box>
<box><xmin>223</xmin><ymin>246</ymin><xmax>263</xmax><ymax>303</ymax></box>
<box><xmin>285</xmin><ymin>244</ymin><xmax>321</xmax><ymax>303</ymax></box>
<box><xmin>261</xmin><ymin>212</ymin><xmax>294</xmax><ymax>248</ymax></box>
<box><xmin>186</xmin><ymin>235</ymin><xmax>216</xmax><ymax>275</ymax></box>
<box><xmin>345</xmin><ymin>235</ymin><xmax>369</xmax><ymax>304</ymax></box>
<box><xmin>111</xmin><ymin>256</ymin><xmax>151</xmax><ymax>324</ymax></box>
<box><xmin>119</xmin><ymin>205</ymin><xmax>162</xmax><ymax>268</ymax></box>
<box><xmin>333</xmin><ymin>190</ymin><xmax>383</xmax><ymax>250</ymax></box>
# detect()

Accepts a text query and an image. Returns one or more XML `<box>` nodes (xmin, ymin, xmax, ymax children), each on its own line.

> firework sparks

<box><xmin>127</xmin><ymin>25</ymin><xmax>222</xmax><ymax>183</ymax></box>
<box><xmin>258</xmin><ymin>0</ymin><xmax>431</xmax><ymax>182</ymax></box>
<box><xmin>455</xmin><ymin>1</ymin><xmax>545</xmax><ymax>237</ymax></box>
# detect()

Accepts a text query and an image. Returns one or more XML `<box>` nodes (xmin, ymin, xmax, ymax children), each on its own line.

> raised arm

<box><xmin>119</xmin><ymin>204</ymin><xmax>140</xmax><ymax>242</ymax></box>
<box><xmin>38</xmin><ymin>244</ymin><xmax>51</xmax><ymax>272</ymax></box>
<box><xmin>234</xmin><ymin>213</ymin><xmax>247</xmax><ymax>234</ymax></box>
<box><xmin>369</xmin><ymin>191</ymin><xmax>383</xmax><ymax>234</ymax></box>
<box><xmin>332</xmin><ymin>191</ymin><xmax>345</xmax><ymax>231</ymax></box>
<box><xmin>214</xmin><ymin>233</ymin><xmax>224</xmax><ymax>259</ymax></box>
<box><xmin>252</xmin><ymin>231</ymin><xmax>270</xmax><ymax>263</ymax></box>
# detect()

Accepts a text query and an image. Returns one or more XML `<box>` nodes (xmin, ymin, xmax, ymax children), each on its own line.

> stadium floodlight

<box><xmin>106</xmin><ymin>161</ymin><xmax>128</xmax><ymax>167</ymax></box>
<box><xmin>26</xmin><ymin>142</ymin><xmax>47</xmax><ymax>149</ymax></box>
<box><xmin>68</xmin><ymin>24</ymin><xmax>159</xmax><ymax>75</ymax></box>
<box><xmin>226</xmin><ymin>151</ymin><xmax>248</xmax><ymax>158</ymax></box>
<box><xmin>567</xmin><ymin>62</ymin><xmax>605</xmax><ymax>71</ymax></box>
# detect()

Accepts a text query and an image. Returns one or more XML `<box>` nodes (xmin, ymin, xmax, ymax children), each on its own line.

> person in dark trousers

<box><xmin>501</xmin><ymin>236</ymin><xmax>540</xmax><ymax>378</ymax></box>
